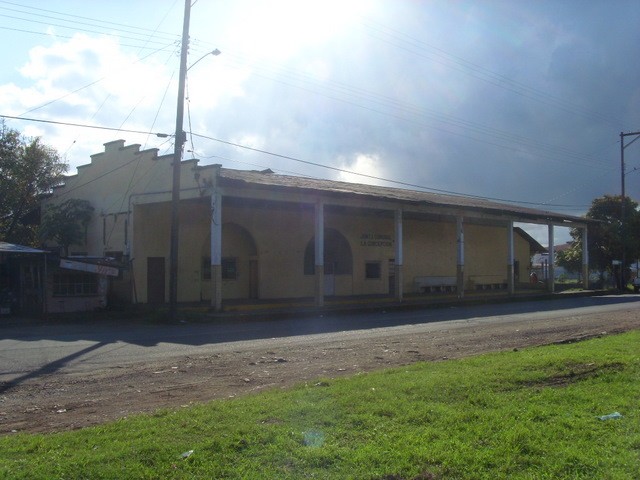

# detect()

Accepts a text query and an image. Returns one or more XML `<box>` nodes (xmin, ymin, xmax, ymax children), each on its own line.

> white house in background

<box><xmin>532</xmin><ymin>243</ymin><xmax>579</xmax><ymax>280</ymax></box>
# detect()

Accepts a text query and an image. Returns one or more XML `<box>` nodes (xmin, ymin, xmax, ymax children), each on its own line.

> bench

<box><xmin>414</xmin><ymin>276</ymin><xmax>457</xmax><ymax>294</ymax></box>
<box><xmin>469</xmin><ymin>275</ymin><xmax>507</xmax><ymax>291</ymax></box>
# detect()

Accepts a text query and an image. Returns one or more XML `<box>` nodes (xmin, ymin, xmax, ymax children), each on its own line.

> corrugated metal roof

<box><xmin>0</xmin><ymin>242</ymin><xmax>47</xmax><ymax>254</ymax></box>
<box><xmin>219</xmin><ymin>168</ymin><xmax>588</xmax><ymax>224</ymax></box>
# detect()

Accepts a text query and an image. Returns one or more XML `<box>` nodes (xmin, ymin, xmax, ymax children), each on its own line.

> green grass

<box><xmin>1</xmin><ymin>331</ymin><xmax>639</xmax><ymax>479</ymax></box>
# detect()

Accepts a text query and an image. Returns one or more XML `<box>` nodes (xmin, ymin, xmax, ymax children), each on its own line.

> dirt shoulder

<box><xmin>2</xmin><ymin>308</ymin><xmax>639</xmax><ymax>434</ymax></box>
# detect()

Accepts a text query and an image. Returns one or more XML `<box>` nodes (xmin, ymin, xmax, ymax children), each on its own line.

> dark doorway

<box><xmin>147</xmin><ymin>257</ymin><xmax>165</xmax><ymax>304</ymax></box>
<box><xmin>249</xmin><ymin>259</ymin><xmax>259</xmax><ymax>299</ymax></box>
<box><xmin>388</xmin><ymin>259</ymin><xmax>395</xmax><ymax>296</ymax></box>
<box><xmin>303</xmin><ymin>228</ymin><xmax>353</xmax><ymax>275</ymax></box>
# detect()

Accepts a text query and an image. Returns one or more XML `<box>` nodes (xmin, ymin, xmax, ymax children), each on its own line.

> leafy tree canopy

<box><xmin>39</xmin><ymin>199</ymin><xmax>94</xmax><ymax>257</ymax></box>
<box><xmin>556</xmin><ymin>195</ymin><xmax>640</xmax><ymax>274</ymax></box>
<box><xmin>0</xmin><ymin>122</ymin><xmax>67</xmax><ymax>245</ymax></box>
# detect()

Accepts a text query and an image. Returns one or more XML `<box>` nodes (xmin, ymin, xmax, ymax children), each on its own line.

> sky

<box><xmin>1</xmin><ymin>0</ymin><xmax>640</xmax><ymax>246</ymax></box>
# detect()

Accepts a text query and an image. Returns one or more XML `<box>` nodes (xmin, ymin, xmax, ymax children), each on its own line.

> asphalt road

<box><xmin>2</xmin><ymin>293</ymin><xmax>639</xmax><ymax>385</ymax></box>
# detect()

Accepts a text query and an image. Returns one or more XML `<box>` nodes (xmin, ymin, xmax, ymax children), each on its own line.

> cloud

<box><xmin>335</xmin><ymin>153</ymin><xmax>389</xmax><ymax>186</ymax></box>
<box><xmin>2</xmin><ymin>0</ymin><xmax>640</xmax><ymax>251</ymax></box>
<box><xmin>2</xmin><ymin>33</ymin><xmax>182</xmax><ymax>168</ymax></box>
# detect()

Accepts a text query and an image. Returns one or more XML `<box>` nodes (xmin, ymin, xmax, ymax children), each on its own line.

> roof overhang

<box><xmin>216</xmin><ymin>169</ymin><xmax>593</xmax><ymax>228</ymax></box>
<box><xmin>0</xmin><ymin>242</ymin><xmax>47</xmax><ymax>254</ymax></box>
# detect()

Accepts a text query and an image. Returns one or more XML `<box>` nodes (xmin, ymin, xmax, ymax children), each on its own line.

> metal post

<box><xmin>548</xmin><ymin>225</ymin><xmax>555</xmax><ymax>293</ymax></box>
<box><xmin>456</xmin><ymin>216</ymin><xmax>464</xmax><ymax>297</ymax></box>
<box><xmin>315</xmin><ymin>200</ymin><xmax>324</xmax><ymax>306</ymax></box>
<box><xmin>42</xmin><ymin>253</ymin><xmax>48</xmax><ymax>320</ymax></box>
<box><xmin>621</xmin><ymin>132</ymin><xmax>626</xmax><ymax>289</ymax></box>
<box><xmin>507</xmin><ymin>221</ymin><xmax>515</xmax><ymax>294</ymax></box>
<box><xmin>620</xmin><ymin>130</ymin><xmax>640</xmax><ymax>290</ymax></box>
<box><xmin>168</xmin><ymin>0</ymin><xmax>191</xmax><ymax>320</ymax></box>
<box><xmin>582</xmin><ymin>226</ymin><xmax>589</xmax><ymax>289</ymax></box>
<box><xmin>394</xmin><ymin>208</ymin><xmax>403</xmax><ymax>301</ymax></box>
<box><xmin>210</xmin><ymin>190</ymin><xmax>222</xmax><ymax>311</ymax></box>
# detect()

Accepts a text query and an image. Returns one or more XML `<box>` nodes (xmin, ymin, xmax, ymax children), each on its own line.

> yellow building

<box><xmin>43</xmin><ymin>140</ymin><xmax>590</xmax><ymax>311</ymax></box>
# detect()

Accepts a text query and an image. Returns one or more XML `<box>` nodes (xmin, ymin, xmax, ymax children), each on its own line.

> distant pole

<box><xmin>620</xmin><ymin>130</ymin><xmax>640</xmax><ymax>290</ymax></box>
<box><xmin>169</xmin><ymin>0</ymin><xmax>191</xmax><ymax>320</ymax></box>
<box><xmin>621</xmin><ymin>131</ymin><xmax>625</xmax><ymax>290</ymax></box>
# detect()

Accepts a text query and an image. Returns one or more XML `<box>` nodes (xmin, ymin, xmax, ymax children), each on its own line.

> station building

<box><xmin>42</xmin><ymin>140</ymin><xmax>591</xmax><ymax>311</ymax></box>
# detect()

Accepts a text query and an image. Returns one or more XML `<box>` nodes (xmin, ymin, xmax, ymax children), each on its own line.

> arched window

<box><xmin>303</xmin><ymin>228</ymin><xmax>353</xmax><ymax>275</ymax></box>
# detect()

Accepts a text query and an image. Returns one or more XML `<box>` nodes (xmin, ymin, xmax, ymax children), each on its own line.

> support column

<box><xmin>548</xmin><ymin>224</ymin><xmax>555</xmax><ymax>293</ymax></box>
<box><xmin>394</xmin><ymin>208</ymin><xmax>404</xmax><ymax>302</ymax></box>
<box><xmin>210</xmin><ymin>190</ymin><xmax>222</xmax><ymax>311</ymax></box>
<box><xmin>582</xmin><ymin>226</ymin><xmax>589</xmax><ymax>289</ymax></box>
<box><xmin>507</xmin><ymin>221</ymin><xmax>515</xmax><ymax>294</ymax></box>
<box><xmin>315</xmin><ymin>200</ymin><xmax>324</xmax><ymax>307</ymax></box>
<box><xmin>456</xmin><ymin>216</ymin><xmax>465</xmax><ymax>297</ymax></box>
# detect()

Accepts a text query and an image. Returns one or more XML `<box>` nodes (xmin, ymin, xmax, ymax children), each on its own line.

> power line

<box><xmin>2</xmin><ymin>3</ymin><xmax>612</xmax><ymax>170</ymax></box>
<box><xmin>214</xmin><ymin>51</ymin><xmax>609</xmax><ymax>170</ymax></box>
<box><xmin>0</xmin><ymin>11</ymin><xmax>177</xmax><ymax>49</ymax></box>
<box><xmin>0</xmin><ymin>0</ymin><xmax>180</xmax><ymax>42</ymax></box>
<box><xmin>19</xmin><ymin>41</ymin><xmax>177</xmax><ymax>116</ymax></box>
<box><xmin>0</xmin><ymin>24</ymin><xmax>171</xmax><ymax>50</ymax></box>
<box><xmin>191</xmin><ymin>150</ymin><xmax>319</xmax><ymax>179</ymax></box>
<box><xmin>8</xmin><ymin>107</ymin><xmax>592</xmax><ymax>211</ymax></box>
<box><xmin>540</xmin><ymin>140</ymin><xmax>624</xmax><ymax>207</ymax></box>
<box><xmin>104</xmin><ymin>69</ymin><xmax>179</xmax><ymax>241</ymax></box>
<box><xmin>0</xmin><ymin>113</ymin><xmax>172</xmax><ymax>137</ymax></box>
<box><xmin>0</xmin><ymin>4</ymin><xmax>623</xmax><ymax>211</ymax></box>
<box><xmin>189</xmin><ymin>131</ymin><xmax>589</xmax><ymax>208</ymax></box>
<box><xmin>357</xmin><ymin>17</ymin><xmax>622</xmax><ymax>128</ymax></box>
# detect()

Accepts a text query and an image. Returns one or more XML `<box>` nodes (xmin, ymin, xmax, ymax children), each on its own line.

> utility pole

<box><xmin>620</xmin><ymin>130</ymin><xmax>640</xmax><ymax>290</ymax></box>
<box><xmin>169</xmin><ymin>0</ymin><xmax>191</xmax><ymax>320</ymax></box>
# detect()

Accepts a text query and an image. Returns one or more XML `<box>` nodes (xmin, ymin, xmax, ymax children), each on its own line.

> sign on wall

<box><xmin>360</xmin><ymin>233</ymin><xmax>393</xmax><ymax>247</ymax></box>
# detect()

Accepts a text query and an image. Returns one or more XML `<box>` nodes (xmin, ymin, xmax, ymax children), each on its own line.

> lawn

<box><xmin>1</xmin><ymin>331</ymin><xmax>638</xmax><ymax>479</ymax></box>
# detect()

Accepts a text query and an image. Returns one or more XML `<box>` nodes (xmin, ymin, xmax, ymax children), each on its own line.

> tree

<box><xmin>555</xmin><ymin>245</ymin><xmax>582</xmax><ymax>274</ymax></box>
<box><xmin>556</xmin><ymin>195</ymin><xmax>640</xmax><ymax>278</ymax></box>
<box><xmin>0</xmin><ymin>122</ymin><xmax>67</xmax><ymax>245</ymax></box>
<box><xmin>39</xmin><ymin>199</ymin><xmax>94</xmax><ymax>256</ymax></box>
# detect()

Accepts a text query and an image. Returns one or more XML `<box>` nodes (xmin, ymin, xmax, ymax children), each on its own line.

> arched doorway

<box><xmin>201</xmin><ymin>223</ymin><xmax>259</xmax><ymax>301</ymax></box>
<box><xmin>303</xmin><ymin>228</ymin><xmax>353</xmax><ymax>296</ymax></box>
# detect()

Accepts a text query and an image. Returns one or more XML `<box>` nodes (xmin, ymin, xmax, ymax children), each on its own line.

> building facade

<box><xmin>42</xmin><ymin>140</ymin><xmax>590</xmax><ymax>311</ymax></box>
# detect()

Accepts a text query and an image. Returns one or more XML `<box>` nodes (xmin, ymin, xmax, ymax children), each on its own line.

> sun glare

<box><xmin>234</xmin><ymin>0</ymin><xmax>368</xmax><ymax>59</ymax></box>
<box><xmin>337</xmin><ymin>153</ymin><xmax>389</xmax><ymax>186</ymax></box>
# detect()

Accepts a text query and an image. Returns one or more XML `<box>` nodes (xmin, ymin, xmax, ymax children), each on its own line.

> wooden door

<box><xmin>147</xmin><ymin>257</ymin><xmax>165</xmax><ymax>304</ymax></box>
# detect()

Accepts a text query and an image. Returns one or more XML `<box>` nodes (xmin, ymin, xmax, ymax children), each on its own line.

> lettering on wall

<box><xmin>360</xmin><ymin>233</ymin><xmax>393</xmax><ymax>247</ymax></box>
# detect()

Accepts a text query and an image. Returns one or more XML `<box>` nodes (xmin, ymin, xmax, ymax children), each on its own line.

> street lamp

<box><xmin>188</xmin><ymin>49</ymin><xmax>221</xmax><ymax>71</ymax></box>
<box><xmin>168</xmin><ymin>1</ymin><xmax>221</xmax><ymax>320</ymax></box>
<box><xmin>168</xmin><ymin>0</ymin><xmax>192</xmax><ymax>321</ymax></box>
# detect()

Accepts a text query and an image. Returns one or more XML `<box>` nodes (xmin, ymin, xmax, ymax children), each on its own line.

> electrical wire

<box><xmin>356</xmin><ymin>17</ymin><xmax>622</xmax><ymax>128</ymax></box>
<box><xmin>190</xmin><ymin>150</ymin><xmax>318</xmax><ymax>179</ymax></box>
<box><xmin>0</xmin><ymin>11</ymin><xmax>176</xmax><ymax>49</ymax></box>
<box><xmin>19</xmin><ymin>41</ymin><xmax>177</xmax><ymax>116</ymax></box>
<box><xmin>18</xmin><ymin>110</ymin><xmax>584</xmax><ymax>210</ymax></box>
<box><xmin>0</xmin><ymin>113</ymin><xmax>172</xmax><ymax>137</ymax></box>
<box><xmin>189</xmin><ymin>131</ymin><xmax>594</xmax><ymax>208</ymax></box>
<box><xmin>2</xmin><ymin>2</ymin><xmax>615</xmax><ymax>170</ymax></box>
<box><xmin>220</xmin><ymin>57</ymin><xmax>608</xmax><ymax>170</ymax></box>
<box><xmin>104</xmin><ymin>68</ymin><xmax>178</xmax><ymax>230</ymax></box>
<box><xmin>0</xmin><ymin>24</ymin><xmax>174</xmax><ymax>51</ymax></box>
<box><xmin>2</xmin><ymin>3</ymin><xmax>631</xmax><ymax>213</ymax></box>
<box><xmin>199</xmin><ymin>46</ymin><xmax>608</xmax><ymax>169</ymax></box>
<box><xmin>0</xmin><ymin>110</ymin><xmax>607</xmax><ymax>210</ymax></box>
<box><xmin>185</xmin><ymin>77</ymin><xmax>196</xmax><ymax>160</ymax></box>
<box><xmin>0</xmin><ymin>0</ymin><xmax>180</xmax><ymax>43</ymax></box>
